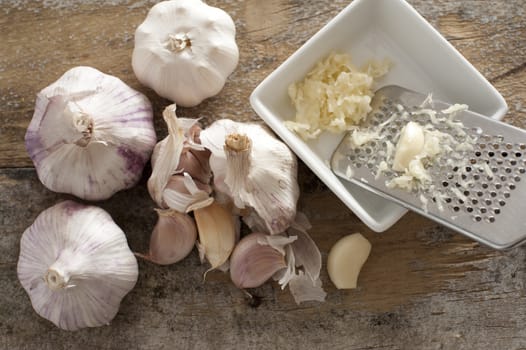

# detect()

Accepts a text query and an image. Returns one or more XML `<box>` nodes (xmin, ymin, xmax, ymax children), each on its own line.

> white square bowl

<box><xmin>250</xmin><ymin>0</ymin><xmax>508</xmax><ymax>232</ymax></box>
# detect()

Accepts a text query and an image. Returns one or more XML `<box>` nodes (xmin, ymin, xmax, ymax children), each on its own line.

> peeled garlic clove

<box><xmin>138</xmin><ymin>209</ymin><xmax>197</xmax><ymax>265</ymax></box>
<box><xmin>392</xmin><ymin>121</ymin><xmax>425</xmax><ymax>171</ymax></box>
<box><xmin>25</xmin><ymin>66</ymin><xmax>156</xmax><ymax>201</ymax></box>
<box><xmin>17</xmin><ymin>200</ymin><xmax>138</xmax><ymax>331</ymax></box>
<box><xmin>327</xmin><ymin>233</ymin><xmax>371</xmax><ymax>289</ymax></box>
<box><xmin>132</xmin><ymin>0</ymin><xmax>239</xmax><ymax>107</ymax></box>
<box><xmin>163</xmin><ymin>173</ymin><xmax>214</xmax><ymax>212</ymax></box>
<box><xmin>194</xmin><ymin>201</ymin><xmax>237</xmax><ymax>272</ymax></box>
<box><xmin>200</xmin><ymin>119</ymin><xmax>300</xmax><ymax>234</ymax></box>
<box><xmin>230</xmin><ymin>233</ymin><xmax>287</xmax><ymax>289</ymax></box>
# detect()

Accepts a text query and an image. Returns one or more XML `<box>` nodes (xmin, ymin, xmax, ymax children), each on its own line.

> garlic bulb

<box><xmin>25</xmin><ymin>66</ymin><xmax>156</xmax><ymax>201</ymax></box>
<box><xmin>194</xmin><ymin>201</ymin><xmax>237</xmax><ymax>273</ymax></box>
<box><xmin>137</xmin><ymin>209</ymin><xmax>197</xmax><ymax>265</ymax></box>
<box><xmin>148</xmin><ymin>104</ymin><xmax>212</xmax><ymax>212</ymax></box>
<box><xmin>200</xmin><ymin>119</ymin><xmax>300</xmax><ymax>234</ymax></box>
<box><xmin>17</xmin><ymin>201</ymin><xmax>138</xmax><ymax>331</ymax></box>
<box><xmin>229</xmin><ymin>233</ymin><xmax>287</xmax><ymax>289</ymax></box>
<box><xmin>132</xmin><ymin>0</ymin><xmax>239</xmax><ymax>107</ymax></box>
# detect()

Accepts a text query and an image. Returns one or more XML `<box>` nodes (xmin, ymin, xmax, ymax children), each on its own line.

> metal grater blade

<box><xmin>331</xmin><ymin>85</ymin><xmax>526</xmax><ymax>249</ymax></box>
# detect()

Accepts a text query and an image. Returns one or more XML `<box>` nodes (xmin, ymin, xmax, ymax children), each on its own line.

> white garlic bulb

<box><xmin>132</xmin><ymin>0</ymin><xmax>239</xmax><ymax>107</ymax></box>
<box><xmin>200</xmin><ymin>119</ymin><xmax>300</xmax><ymax>235</ymax></box>
<box><xmin>17</xmin><ymin>201</ymin><xmax>138</xmax><ymax>331</ymax></box>
<box><xmin>25</xmin><ymin>66</ymin><xmax>157</xmax><ymax>201</ymax></box>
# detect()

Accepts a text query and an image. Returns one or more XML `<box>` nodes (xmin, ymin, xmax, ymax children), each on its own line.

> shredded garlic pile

<box><xmin>286</xmin><ymin>52</ymin><xmax>390</xmax><ymax>140</ymax></box>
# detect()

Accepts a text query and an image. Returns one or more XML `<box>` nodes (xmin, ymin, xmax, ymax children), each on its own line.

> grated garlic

<box><xmin>285</xmin><ymin>52</ymin><xmax>390</xmax><ymax>140</ymax></box>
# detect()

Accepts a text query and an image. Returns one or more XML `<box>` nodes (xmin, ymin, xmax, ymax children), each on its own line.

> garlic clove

<box><xmin>148</xmin><ymin>105</ymin><xmax>185</xmax><ymax>207</ymax></box>
<box><xmin>327</xmin><ymin>233</ymin><xmax>371</xmax><ymax>289</ymax></box>
<box><xmin>200</xmin><ymin>119</ymin><xmax>300</xmax><ymax>234</ymax></box>
<box><xmin>194</xmin><ymin>201</ymin><xmax>237</xmax><ymax>272</ymax></box>
<box><xmin>17</xmin><ymin>200</ymin><xmax>138</xmax><ymax>331</ymax></box>
<box><xmin>25</xmin><ymin>66</ymin><xmax>156</xmax><ymax>201</ymax></box>
<box><xmin>137</xmin><ymin>209</ymin><xmax>197</xmax><ymax>265</ymax></box>
<box><xmin>230</xmin><ymin>233</ymin><xmax>287</xmax><ymax>289</ymax></box>
<box><xmin>163</xmin><ymin>173</ymin><xmax>213</xmax><ymax>212</ymax></box>
<box><xmin>148</xmin><ymin>104</ymin><xmax>211</xmax><ymax>208</ymax></box>
<box><xmin>132</xmin><ymin>0</ymin><xmax>239</xmax><ymax>107</ymax></box>
<box><xmin>392</xmin><ymin>121</ymin><xmax>425</xmax><ymax>171</ymax></box>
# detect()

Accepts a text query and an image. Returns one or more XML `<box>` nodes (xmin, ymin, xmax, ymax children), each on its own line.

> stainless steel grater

<box><xmin>331</xmin><ymin>85</ymin><xmax>526</xmax><ymax>249</ymax></box>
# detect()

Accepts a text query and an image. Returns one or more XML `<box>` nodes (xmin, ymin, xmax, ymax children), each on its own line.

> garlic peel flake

<box><xmin>25</xmin><ymin>66</ymin><xmax>156</xmax><ymax>201</ymax></box>
<box><xmin>17</xmin><ymin>201</ymin><xmax>138</xmax><ymax>331</ymax></box>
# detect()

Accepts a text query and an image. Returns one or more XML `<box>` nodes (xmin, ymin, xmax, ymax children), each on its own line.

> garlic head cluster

<box><xmin>17</xmin><ymin>201</ymin><xmax>138</xmax><ymax>331</ymax></box>
<box><xmin>200</xmin><ymin>119</ymin><xmax>300</xmax><ymax>235</ymax></box>
<box><xmin>25</xmin><ymin>66</ymin><xmax>157</xmax><ymax>201</ymax></box>
<box><xmin>132</xmin><ymin>0</ymin><xmax>239</xmax><ymax>107</ymax></box>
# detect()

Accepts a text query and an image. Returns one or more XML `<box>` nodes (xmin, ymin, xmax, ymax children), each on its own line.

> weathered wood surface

<box><xmin>1</xmin><ymin>0</ymin><xmax>525</xmax><ymax>349</ymax></box>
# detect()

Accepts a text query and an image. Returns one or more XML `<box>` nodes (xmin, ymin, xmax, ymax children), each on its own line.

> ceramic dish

<box><xmin>250</xmin><ymin>0</ymin><xmax>508</xmax><ymax>232</ymax></box>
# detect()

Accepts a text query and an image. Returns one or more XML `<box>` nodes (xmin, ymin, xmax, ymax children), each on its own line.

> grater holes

<box><xmin>474</xmin><ymin>215</ymin><xmax>482</xmax><ymax>222</ymax></box>
<box><xmin>486</xmin><ymin>216</ymin><xmax>496</xmax><ymax>223</ymax></box>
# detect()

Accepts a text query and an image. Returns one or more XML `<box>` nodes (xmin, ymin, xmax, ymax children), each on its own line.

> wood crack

<box><xmin>491</xmin><ymin>62</ymin><xmax>526</xmax><ymax>83</ymax></box>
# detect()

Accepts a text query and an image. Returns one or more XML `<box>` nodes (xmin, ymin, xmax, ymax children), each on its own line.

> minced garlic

<box><xmin>286</xmin><ymin>52</ymin><xmax>390</xmax><ymax>140</ymax></box>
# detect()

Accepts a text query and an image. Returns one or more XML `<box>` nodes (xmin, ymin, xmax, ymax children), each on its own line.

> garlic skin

<box><xmin>25</xmin><ymin>66</ymin><xmax>156</xmax><ymax>201</ymax></box>
<box><xmin>148</xmin><ymin>105</ymin><xmax>212</xmax><ymax>212</ymax></box>
<box><xmin>200</xmin><ymin>119</ymin><xmax>300</xmax><ymax>234</ymax></box>
<box><xmin>17</xmin><ymin>201</ymin><xmax>138</xmax><ymax>331</ymax></box>
<box><xmin>137</xmin><ymin>209</ymin><xmax>197</xmax><ymax>265</ymax></box>
<box><xmin>230</xmin><ymin>233</ymin><xmax>287</xmax><ymax>289</ymax></box>
<box><xmin>132</xmin><ymin>0</ymin><xmax>239</xmax><ymax>107</ymax></box>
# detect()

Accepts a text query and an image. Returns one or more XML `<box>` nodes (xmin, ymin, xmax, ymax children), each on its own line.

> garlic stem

<box><xmin>44</xmin><ymin>268</ymin><xmax>69</xmax><ymax>291</ymax></box>
<box><xmin>63</xmin><ymin>100</ymin><xmax>93</xmax><ymax>147</ymax></box>
<box><xmin>165</xmin><ymin>33</ymin><xmax>191</xmax><ymax>52</ymax></box>
<box><xmin>224</xmin><ymin>133</ymin><xmax>251</xmax><ymax>206</ymax></box>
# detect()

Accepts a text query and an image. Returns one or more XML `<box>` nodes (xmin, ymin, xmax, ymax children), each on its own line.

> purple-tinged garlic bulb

<box><xmin>25</xmin><ymin>66</ymin><xmax>156</xmax><ymax>201</ymax></box>
<box><xmin>17</xmin><ymin>200</ymin><xmax>138</xmax><ymax>331</ymax></box>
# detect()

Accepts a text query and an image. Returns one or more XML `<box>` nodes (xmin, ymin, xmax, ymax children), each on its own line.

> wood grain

<box><xmin>1</xmin><ymin>0</ymin><xmax>525</xmax><ymax>349</ymax></box>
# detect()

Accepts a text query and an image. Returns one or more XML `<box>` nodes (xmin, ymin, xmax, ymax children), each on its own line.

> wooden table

<box><xmin>1</xmin><ymin>1</ymin><xmax>525</xmax><ymax>349</ymax></box>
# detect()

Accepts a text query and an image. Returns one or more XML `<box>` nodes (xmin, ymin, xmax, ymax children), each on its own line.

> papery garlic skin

<box><xmin>148</xmin><ymin>105</ymin><xmax>212</xmax><ymax>212</ymax></box>
<box><xmin>17</xmin><ymin>201</ymin><xmax>138</xmax><ymax>331</ymax></box>
<box><xmin>200</xmin><ymin>119</ymin><xmax>300</xmax><ymax>234</ymax></box>
<box><xmin>132</xmin><ymin>0</ymin><xmax>239</xmax><ymax>107</ymax></box>
<box><xmin>25</xmin><ymin>66</ymin><xmax>156</xmax><ymax>201</ymax></box>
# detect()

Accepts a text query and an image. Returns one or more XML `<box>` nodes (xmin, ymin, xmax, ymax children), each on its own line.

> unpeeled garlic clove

<box><xmin>137</xmin><ymin>209</ymin><xmax>197</xmax><ymax>265</ymax></box>
<box><xmin>148</xmin><ymin>104</ymin><xmax>212</xmax><ymax>209</ymax></box>
<box><xmin>327</xmin><ymin>233</ymin><xmax>371</xmax><ymax>289</ymax></box>
<box><xmin>230</xmin><ymin>233</ymin><xmax>287</xmax><ymax>289</ymax></box>
<box><xmin>194</xmin><ymin>201</ymin><xmax>237</xmax><ymax>272</ymax></box>
<box><xmin>163</xmin><ymin>173</ymin><xmax>213</xmax><ymax>212</ymax></box>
